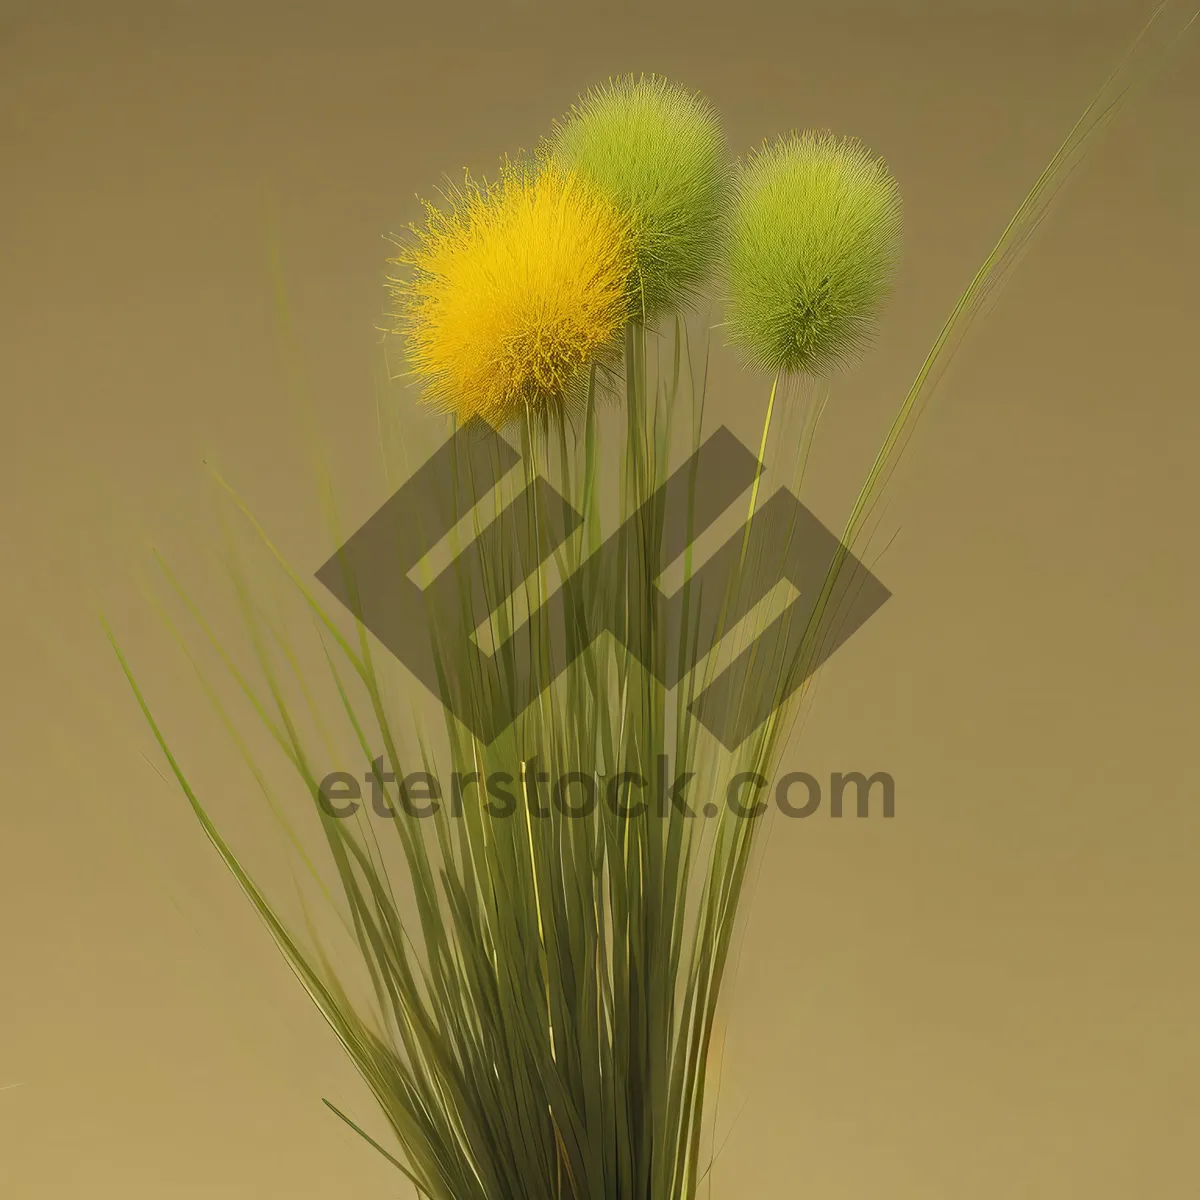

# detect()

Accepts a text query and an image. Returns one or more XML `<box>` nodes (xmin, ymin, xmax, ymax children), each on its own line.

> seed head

<box><xmin>387</xmin><ymin>160</ymin><xmax>636</xmax><ymax>427</ymax></box>
<box><xmin>549</xmin><ymin>74</ymin><xmax>731</xmax><ymax>320</ymax></box>
<box><xmin>724</xmin><ymin>131</ymin><xmax>902</xmax><ymax>375</ymax></box>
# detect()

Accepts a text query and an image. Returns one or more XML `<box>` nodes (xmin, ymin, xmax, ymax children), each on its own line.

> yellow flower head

<box><xmin>387</xmin><ymin>160</ymin><xmax>636</xmax><ymax>427</ymax></box>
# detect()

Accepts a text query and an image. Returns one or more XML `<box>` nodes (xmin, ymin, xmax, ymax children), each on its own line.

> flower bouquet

<box><xmin>111</xmin><ymin>6</ymin><xmax>1195</xmax><ymax>1194</ymax></box>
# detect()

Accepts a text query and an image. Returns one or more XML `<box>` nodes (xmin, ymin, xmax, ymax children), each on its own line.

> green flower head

<box><xmin>724</xmin><ymin>131</ymin><xmax>902</xmax><ymax>376</ymax></box>
<box><xmin>549</xmin><ymin>74</ymin><xmax>731</xmax><ymax>321</ymax></box>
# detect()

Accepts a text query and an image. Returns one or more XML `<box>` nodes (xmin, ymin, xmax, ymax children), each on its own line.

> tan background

<box><xmin>2</xmin><ymin>0</ymin><xmax>1199</xmax><ymax>1195</ymax></box>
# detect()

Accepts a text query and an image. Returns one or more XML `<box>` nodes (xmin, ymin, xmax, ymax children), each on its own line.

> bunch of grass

<box><xmin>110</xmin><ymin>7</ymin><xmax>1197</xmax><ymax>1195</ymax></box>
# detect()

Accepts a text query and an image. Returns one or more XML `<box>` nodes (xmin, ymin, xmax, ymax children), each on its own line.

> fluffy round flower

<box><xmin>724</xmin><ymin>131</ymin><xmax>902</xmax><ymax>375</ymax></box>
<box><xmin>386</xmin><ymin>160</ymin><xmax>636</xmax><ymax>427</ymax></box>
<box><xmin>548</xmin><ymin>74</ymin><xmax>730</xmax><ymax>321</ymax></box>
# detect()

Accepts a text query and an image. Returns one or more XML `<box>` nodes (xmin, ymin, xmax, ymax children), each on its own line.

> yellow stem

<box><xmin>739</xmin><ymin>372</ymin><xmax>779</xmax><ymax>567</ymax></box>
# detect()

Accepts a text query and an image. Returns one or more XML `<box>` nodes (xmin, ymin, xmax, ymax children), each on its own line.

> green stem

<box><xmin>738</xmin><ymin>372</ymin><xmax>779</xmax><ymax>568</ymax></box>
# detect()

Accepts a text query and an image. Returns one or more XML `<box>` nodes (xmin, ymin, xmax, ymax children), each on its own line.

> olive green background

<box><xmin>2</xmin><ymin>1</ymin><xmax>1198</xmax><ymax>1195</ymax></box>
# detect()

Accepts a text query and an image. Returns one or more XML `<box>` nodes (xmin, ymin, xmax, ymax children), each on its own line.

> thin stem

<box><xmin>738</xmin><ymin>372</ymin><xmax>779</xmax><ymax>568</ymax></box>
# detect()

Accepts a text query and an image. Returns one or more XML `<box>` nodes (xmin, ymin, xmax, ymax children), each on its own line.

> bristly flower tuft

<box><xmin>724</xmin><ymin>131</ymin><xmax>902</xmax><ymax>376</ymax></box>
<box><xmin>549</xmin><ymin>74</ymin><xmax>731</xmax><ymax>321</ymax></box>
<box><xmin>386</xmin><ymin>158</ymin><xmax>635</xmax><ymax>428</ymax></box>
